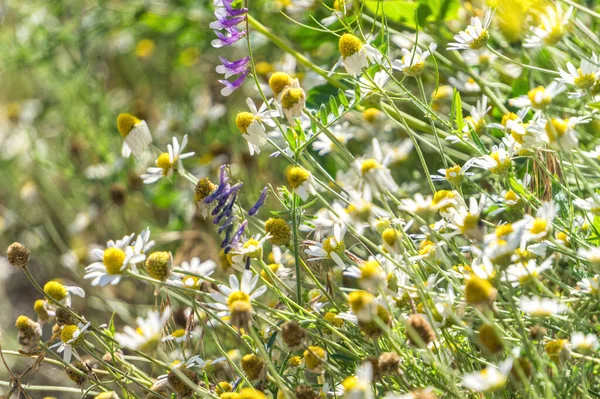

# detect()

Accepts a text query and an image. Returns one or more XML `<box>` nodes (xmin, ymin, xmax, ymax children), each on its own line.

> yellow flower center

<box><xmin>381</xmin><ymin>228</ymin><xmax>398</xmax><ymax>247</ymax></box>
<box><xmin>286</xmin><ymin>166</ymin><xmax>310</xmax><ymax>188</ymax></box>
<box><xmin>61</xmin><ymin>324</ymin><xmax>81</xmax><ymax>344</ymax></box>
<box><xmin>44</xmin><ymin>281</ymin><xmax>67</xmax><ymax>301</ymax></box>
<box><xmin>465</xmin><ymin>276</ymin><xmax>495</xmax><ymax>305</ymax></box>
<box><xmin>545</xmin><ymin>118</ymin><xmax>569</xmax><ymax>142</ymax></box>
<box><xmin>281</xmin><ymin>87</ymin><xmax>305</xmax><ymax>109</ymax></box>
<box><xmin>227</xmin><ymin>291</ymin><xmax>250</xmax><ymax>308</ymax></box>
<box><xmin>116</xmin><ymin>113</ymin><xmax>141</xmax><ymax>137</ymax></box>
<box><xmin>322</xmin><ymin>236</ymin><xmax>346</xmax><ymax>255</ymax></box>
<box><xmin>15</xmin><ymin>315</ymin><xmax>34</xmax><ymax>330</ymax></box>
<box><xmin>361</xmin><ymin>158</ymin><xmax>381</xmax><ymax>175</ymax></box>
<box><xmin>339</xmin><ymin>33</ymin><xmax>363</xmax><ymax>58</ymax></box>
<box><xmin>236</xmin><ymin>112</ymin><xmax>256</xmax><ymax>134</ymax></box>
<box><xmin>303</xmin><ymin>346</ymin><xmax>326</xmax><ymax>370</ymax></box>
<box><xmin>103</xmin><ymin>247</ymin><xmax>126</xmax><ymax>275</ymax></box>
<box><xmin>171</xmin><ymin>329</ymin><xmax>186</xmax><ymax>338</ymax></box>
<box><xmin>496</xmin><ymin>224</ymin><xmax>514</xmax><ymax>238</ymax></box>
<box><xmin>268</xmin><ymin>72</ymin><xmax>293</xmax><ymax>96</ymax></box>
<box><xmin>195</xmin><ymin>178</ymin><xmax>217</xmax><ymax>202</ymax></box>
<box><xmin>323</xmin><ymin>311</ymin><xmax>344</xmax><ymax>328</ymax></box>
<box><xmin>469</xmin><ymin>29</ymin><xmax>490</xmax><ymax>49</ymax></box>
<box><xmin>445</xmin><ymin>165</ymin><xmax>463</xmax><ymax>184</ymax></box>
<box><xmin>527</xmin><ymin>86</ymin><xmax>552</xmax><ymax>109</ymax></box>
<box><xmin>501</xmin><ymin>112</ymin><xmax>519</xmax><ymax>126</ymax></box>
<box><xmin>243</xmin><ymin>239</ymin><xmax>262</xmax><ymax>258</ymax></box>
<box><xmin>504</xmin><ymin>190</ymin><xmax>518</xmax><ymax>202</ymax></box>
<box><xmin>489</xmin><ymin>151</ymin><xmax>511</xmax><ymax>174</ymax></box>
<box><xmin>360</xmin><ymin>260</ymin><xmax>382</xmax><ymax>280</ymax></box>
<box><xmin>461</xmin><ymin>214</ymin><xmax>480</xmax><ymax>233</ymax></box>
<box><xmin>574</xmin><ymin>70</ymin><xmax>596</xmax><ymax>89</ymax></box>
<box><xmin>156</xmin><ymin>153</ymin><xmax>173</xmax><ymax>175</ymax></box>
<box><xmin>348</xmin><ymin>290</ymin><xmax>374</xmax><ymax>314</ymax></box>
<box><xmin>363</xmin><ymin>108</ymin><xmax>381</xmax><ymax>124</ymax></box>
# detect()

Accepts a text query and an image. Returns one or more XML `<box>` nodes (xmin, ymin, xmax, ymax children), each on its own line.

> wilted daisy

<box><xmin>571</xmin><ymin>332</ymin><xmax>598</xmax><ymax>351</ymax></box>
<box><xmin>520</xmin><ymin>296</ymin><xmax>566</xmax><ymax>317</ymax></box>
<box><xmin>280</xmin><ymin>84</ymin><xmax>306</xmax><ymax>123</ymax></box>
<box><xmin>392</xmin><ymin>43</ymin><xmax>437</xmax><ymax>77</ymax></box>
<box><xmin>508</xmin><ymin>82</ymin><xmax>565</xmax><ymax>111</ymax></box>
<box><xmin>557</xmin><ymin>53</ymin><xmax>600</xmax><ymax>97</ymax></box>
<box><xmin>209</xmin><ymin>270</ymin><xmax>267</xmax><ymax>328</ymax></box>
<box><xmin>116</xmin><ymin>113</ymin><xmax>152</xmax><ymax>158</ymax></box>
<box><xmin>169</xmin><ymin>257</ymin><xmax>217</xmax><ymax>289</ymax></box>
<box><xmin>115</xmin><ymin>307</ymin><xmax>171</xmax><ymax>351</ymax></box>
<box><xmin>337</xmin><ymin>33</ymin><xmax>382</xmax><ymax>77</ymax></box>
<box><xmin>305</xmin><ymin>225</ymin><xmax>347</xmax><ymax>268</ymax></box>
<box><xmin>462</xmin><ymin>359</ymin><xmax>512</xmax><ymax>393</ymax></box>
<box><xmin>524</xmin><ymin>5</ymin><xmax>573</xmax><ymax>48</ymax></box>
<box><xmin>235</xmin><ymin>98</ymin><xmax>277</xmax><ymax>155</ymax></box>
<box><xmin>141</xmin><ymin>135</ymin><xmax>195</xmax><ymax>184</ymax></box>
<box><xmin>51</xmin><ymin>322</ymin><xmax>91</xmax><ymax>363</ymax></box>
<box><xmin>84</xmin><ymin>233</ymin><xmax>146</xmax><ymax>286</ymax></box>
<box><xmin>447</xmin><ymin>10</ymin><xmax>494</xmax><ymax>51</ymax></box>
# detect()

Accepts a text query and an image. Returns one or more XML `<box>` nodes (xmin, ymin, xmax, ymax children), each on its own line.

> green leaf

<box><xmin>364</xmin><ymin>1</ymin><xmax>420</xmax><ymax>26</ymax></box>
<box><xmin>329</xmin><ymin>96</ymin><xmax>339</xmax><ymax>118</ymax></box>
<box><xmin>338</xmin><ymin>89</ymin><xmax>349</xmax><ymax>107</ymax></box>
<box><xmin>452</xmin><ymin>88</ymin><xmax>464</xmax><ymax>133</ymax></box>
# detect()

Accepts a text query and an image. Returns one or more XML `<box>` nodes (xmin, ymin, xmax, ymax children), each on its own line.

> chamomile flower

<box><xmin>51</xmin><ymin>322</ymin><xmax>91</xmax><ymax>363</ymax></box>
<box><xmin>43</xmin><ymin>280</ymin><xmax>85</xmax><ymax>308</ymax></box>
<box><xmin>355</xmin><ymin>139</ymin><xmax>399</xmax><ymax>194</ymax></box>
<box><xmin>574</xmin><ymin>195</ymin><xmax>600</xmax><ymax>215</ymax></box>
<box><xmin>470</xmin><ymin>143</ymin><xmax>512</xmax><ymax>175</ymax></box>
<box><xmin>344</xmin><ymin>258</ymin><xmax>386</xmax><ymax>291</ymax></box>
<box><xmin>162</xmin><ymin>328</ymin><xmax>193</xmax><ymax>343</ymax></box>
<box><xmin>305</xmin><ymin>225</ymin><xmax>347</xmax><ymax>268</ymax></box>
<box><xmin>286</xmin><ymin>166</ymin><xmax>315</xmax><ymax>200</ymax></box>
<box><xmin>448</xmin><ymin>72</ymin><xmax>481</xmax><ymax>93</ymax></box>
<box><xmin>337</xmin><ymin>33</ymin><xmax>382</xmax><ymax>77</ymax></box>
<box><xmin>464</xmin><ymin>95</ymin><xmax>491</xmax><ymax>134</ymax></box>
<box><xmin>570</xmin><ymin>332</ymin><xmax>598</xmax><ymax>351</ymax></box>
<box><xmin>209</xmin><ymin>270</ymin><xmax>267</xmax><ymax>327</ymax></box>
<box><xmin>448</xmin><ymin>10</ymin><xmax>494</xmax><ymax>51</ymax></box>
<box><xmin>557</xmin><ymin>53</ymin><xmax>600</xmax><ymax>97</ymax></box>
<box><xmin>504</xmin><ymin>257</ymin><xmax>553</xmax><ymax>287</ymax></box>
<box><xmin>578</xmin><ymin>247</ymin><xmax>600</xmax><ymax>266</ymax></box>
<box><xmin>520</xmin><ymin>296</ymin><xmax>566</xmax><ymax>317</ymax></box>
<box><xmin>524</xmin><ymin>5</ymin><xmax>573</xmax><ymax>48</ymax></box>
<box><xmin>169</xmin><ymin>257</ymin><xmax>217</xmax><ymax>289</ymax></box>
<box><xmin>115</xmin><ymin>307</ymin><xmax>171</xmax><ymax>351</ymax></box>
<box><xmin>443</xmin><ymin>195</ymin><xmax>486</xmax><ymax>240</ymax></box>
<box><xmin>392</xmin><ymin>43</ymin><xmax>437</xmax><ymax>77</ymax></box>
<box><xmin>462</xmin><ymin>359</ymin><xmax>512</xmax><ymax>393</ymax></box>
<box><xmin>229</xmin><ymin>234</ymin><xmax>271</xmax><ymax>270</ymax></box>
<box><xmin>85</xmin><ymin>234</ymin><xmax>146</xmax><ymax>286</ymax></box>
<box><xmin>522</xmin><ymin>202</ymin><xmax>556</xmax><ymax>243</ymax></box>
<box><xmin>576</xmin><ymin>275</ymin><xmax>599</xmax><ymax>294</ymax></box>
<box><xmin>542</xmin><ymin>115</ymin><xmax>590</xmax><ymax>150</ymax></box>
<box><xmin>235</xmin><ymin>98</ymin><xmax>277</xmax><ymax>155</ymax></box>
<box><xmin>116</xmin><ymin>113</ymin><xmax>152</xmax><ymax>158</ymax></box>
<box><xmin>508</xmin><ymin>82</ymin><xmax>565</xmax><ymax>111</ymax></box>
<box><xmin>141</xmin><ymin>135</ymin><xmax>195</xmax><ymax>184</ymax></box>
<box><xmin>462</xmin><ymin>49</ymin><xmax>497</xmax><ymax>67</ymax></box>
<box><xmin>341</xmin><ymin>362</ymin><xmax>373</xmax><ymax>399</ymax></box>
<box><xmin>312</xmin><ymin>122</ymin><xmax>354</xmax><ymax>155</ymax></box>
<box><xmin>280</xmin><ymin>85</ymin><xmax>306</xmax><ymax>123</ymax></box>
<box><xmin>431</xmin><ymin>163</ymin><xmax>474</xmax><ymax>186</ymax></box>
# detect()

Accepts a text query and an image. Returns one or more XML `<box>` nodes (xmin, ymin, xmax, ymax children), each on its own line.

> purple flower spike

<box><xmin>209</xmin><ymin>11</ymin><xmax>246</xmax><ymax>30</ymax></box>
<box><xmin>215</xmin><ymin>0</ymin><xmax>248</xmax><ymax>17</ymax></box>
<box><xmin>226</xmin><ymin>220</ymin><xmax>248</xmax><ymax>253</ymax></box>
<box><xmin>211</xmin><ymin>27</ymin><xmax>246</xmax><ymax>49</ymax></box>
<box><xmin>216</xmin><ymin>56</ymin><xmax>251</xmax><ymax>78</ymax></box>
<box><xmin>219</xmin><ymin>69</ymin><xmax>250</xmax><ymax>96</ymax></box>
<box><xmin>248</xmin><ymin>187</ymin><xmax>268</xmax><ymax>216</ymax></box>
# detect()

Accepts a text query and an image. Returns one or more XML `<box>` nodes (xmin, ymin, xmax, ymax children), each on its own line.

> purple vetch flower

<box><xmin>211</xmin><ymin>27</ymin><xmax>247</xmax><ymax>48</ymax></box>
<box><xmin>248</xmin><ymin>187</ymin><xmax>268</xmax><ymax>216</ymax></box>
<box><xmin>209</xmin><ymin>11</ymin><xmax>246</xmax><ymax>30</ymax></box>
<box><xmin>216</xmin><ymin>56</ymin><xmax>251</xmax><ymax>79</ymax></box>
<box><xmin>219</xmin><ymin>69</ymin><xmax>250</xmax><ymax>96</ymax></box>
<box><xmin>226</xmin><ymin>220</ymin><xmax>248</xmax><ymax>253</ymax></box>
<box><xmin>214</xmin><ymin>0</ymin><xmax>248</xmax><ymax>16</ymax></box>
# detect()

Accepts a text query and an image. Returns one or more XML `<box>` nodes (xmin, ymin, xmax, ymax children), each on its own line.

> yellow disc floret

<box><xmin>44</xmin><ymin>281</ymin><xmax>67</xmax><ymax>301</ymax></box>
<box><xmin>236</xmin><ymin>112</ymin><xmax>256</xmax><ymax>134</ymax></box>
<box><xmin>117</xmin><ymin>113</ymin><xmax>141</xmax><ymax>138</ymax></box>
<box><xmin>103</xmin><ymin>247</ymin><xmax>126</xmax><ymax>275</ymax></box>
<box><xmin>269</xmin><ymin>72</ymin><xmax>293</xmax><ymax>96</ymax></box>
<box><xmin>286</xmin><ymin>166</ymin><xmax>310</xmax><ymax>188</ymax></box>
<box><xmin>281</xmin><ymin>88</ymin><xmax>305</xmax><ymax>109</ymax></box>
<box><xmin>339</xmin><ymin>34</ymin><xmax>363</xmax><ymax>58</ymax></box>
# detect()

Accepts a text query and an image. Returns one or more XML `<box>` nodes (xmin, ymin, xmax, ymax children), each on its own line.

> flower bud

<box><xmin>7</xmin><ymin>242</ymin><xmax>30</xmax><ymax>268</ymax></box>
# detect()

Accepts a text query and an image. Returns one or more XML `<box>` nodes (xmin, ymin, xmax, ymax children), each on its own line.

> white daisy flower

<box><xmin>582</xmin><ymin>145</ymin><xmax>600</xmax><ymax>161</ymax></box>
<box><xmin>312</xmin><ymin>122</ymin><xmax>354</xmax><ymax>156</ymax></box>
<box><xmin>115</xmin><ymin>307</ymin><xmax>171</xmax><ymax>351</ymax></box>
<box><xmin>51</xmin><ymin>322</ymin><xmax>91</xmax><ymax>363</ymax></box>
<box><xmin>229</xmin><ymin>234</ymin><xmax>272</xmax><ymax>270</ymax></box>
<box><xmin>209</xmin><ymin>270</ymin><xmax>267</xmax><ymax>315</ymax></box>
<box><xmin>520</xmin><ymin>296</ymin><xmax>566</xmax><ymax>317</ymax></box>
<box><xmin>504</xmin><ymin>257</ymin><xmax>553</xmax><ymax>287</ymax></box>
<box><xmin>462</xmin><ymin>49</ymin><xmax>497</xmax><ymax>67</ymax></box>
<box><xmin>337</xmin><ymin>33</ymin><xmax>382</xmax><ymax>77</ymax></box>
<box><xmin>508</xmin><ymin>82</ymin><xmax>565</xmax><ymax>111</ymax></box>
<box><xmin>43</xmin><ymin>280</ymin><xmax>85</xmax><ymax>309</ymax></box>
<box><xmin>462</xmin><ymin>359</ymin><xmax>512</xmax><ymax>393</ymax></box>
<box><xmin>578</xmin><ymin>247</ymin><xmax>600</xmax><ymax>266</ymax></box>
<box><xmin>431</xmin><ymin>163</ymin><xmax>474</xmax><ymax>185</ymax></box>
<box><xmin>448</xmin><ymin>72</ymin><xmax>481</xmax><ymax>93</ymax></box>
<box><xmin>157</xmin><ymin>355</ymin><xmax>223</xmax><ymax>382</ymax></box>
<box><xmin>447</xmin><ymin>9</ymin><xmax>494</xmax><ymax>51</ymax></box>
<box><xmin>286</xmin><ymin>166</ymin><xmax>315</xmax><ymax>200</ymax></box>
<box><xmin>464</xmin><ymin>95</ymin><xmax>491</xmax><ymax>133</ymax></box>
<box><xmin>235</xmin><ymin>98</ymin><xmax>277</xmax><ymax>155</ymax></box>
<box><xmin>342</xmin><ymin>362</ymin><xmax>373</xmax><ymax>399</ymax></box>
<box><xmin>574</xmin><ymin>194</ymin><xmax>600</xmax><ymax>215</ymax></box>
<box><xmin>84</xmin><ymin>233</ymin><xmax>146</xmax><ymax>286</ymax></box>
<box><xmin>470</xmin><ymin>143</ymin><xmax>512</xmax><ymax>175</ymax></box>
<box><xmin>541</xmin><ymin>115</ymin><xmax>590</xmax><ymax>151</ymax></box>
<box><xmin>355</xmin><ymin>138</ymin><xmax>399</xmax><ymax>194</ymax></box>
<box><xmin>162</xmin><ymin>328</ymin><xmax>193</xmax><ymax>343</ymax></box>
<box><xmin>522</xmin><ymin>201</ymin><xmax>556</xmax><ymax>243</ymax></box>
<box><xmin>305</xmin><ymin>224</ymin><xmax>347</xmax><ymax>269</ymax></box>
<box><xmin>169</xmin><ymin>257</ymin><xmax>217</xmax><ymax>289</ymax></box>
<box><xmin>141</xmin><ymin>135</ymin><xmax>195</xmax><ymax>184</ymax></box>
<box><xmin>392</xmin><ymin>43</ymin><xmax>437</xmax><ymax>76</ymax></box>
<box><xmin>524</xmin><ymin>5</ymin><xmax>573</xmax><ymax>48</ymax></box>
<box><xmin>557</xmin><ymin>53</ymin><xmax>600</xmax><ymax>97</ymax></box>
<box><xmin>117</xmin><ymin>113</ymin><xmax>152</xmax><ymax>158</ymax></box>
<box><xmin>443</xmin><ymin>195</ymin><xmax>486</xmax><ymax>240</ymax></box>
<box><xmin>571</xmin><ymin>332</ymin><xmax>599</xmax><ymax>351</ymax></box>
<box><xmin>576</xmin><ymin>275</ymin><xmax>599</xmax><ymax>294</ymax></box>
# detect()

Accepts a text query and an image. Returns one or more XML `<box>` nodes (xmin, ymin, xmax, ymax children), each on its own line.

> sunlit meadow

<box><xmin>2</xmin><ymin>0</ymin><xmax>600</xmax><ymax>398</ymax></box>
